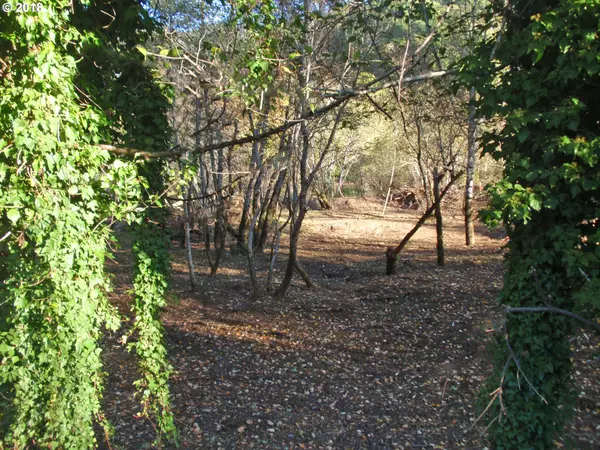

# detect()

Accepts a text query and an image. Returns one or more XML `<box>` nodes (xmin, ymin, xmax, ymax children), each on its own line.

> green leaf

<box><xmin>517</xmin><ymin>128</ymin><xmax>530</xmax><ymax>143</ymax></box>
<box><xmin>7</xmin><ymin>208</ymin><xmax>21</xmax><ymax>224</ymax></box>
<box><xmin>529</xmin><ymin>194</ymin><xmax>542</xmax><ymax>211</ymax></box>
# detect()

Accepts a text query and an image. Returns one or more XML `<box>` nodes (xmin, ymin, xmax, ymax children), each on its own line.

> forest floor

<box><xmin>101</xmin><ymin>198</ymin><xmax>599</xmax><ymax>450</ymax></box>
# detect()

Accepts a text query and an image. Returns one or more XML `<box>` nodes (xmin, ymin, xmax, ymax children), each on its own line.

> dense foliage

<box><xmin>0</xmin><ymin>0</ymin><xmax>176</xmax><ymax>447</ymax></box>
<box><xmin>466</xmin><ymin>0</ymin><xmax>600</xmax><ymax>447</ymax></box>
<box><xmin>131</xmin><ymin>161</ymin><xmax>178</xmax><ymax>444</ymax></box>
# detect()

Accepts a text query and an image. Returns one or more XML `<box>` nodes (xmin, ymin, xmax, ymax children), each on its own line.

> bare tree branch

<box><xmin>365</xmin><ymin>94</ymin><xmax>393</xmax><ymax>120</ymax></box>
<box><xmin>503</xmin><ymin>320</ymin><xmax>548</xmax><ymax>404</ymax></box>
<box><xmin>507</xmin><ymin>306</ymin><xmax>600</xmax><ymax>332</ymax></box>
<box><xmin>98</xmin><ymin>2</ymin><xmax>455</xmax><ymax>161</ymax></box>
<box><xmin>322</xmin><ymin>70</ymin><xmax>454</xmax><ymax>98</ymax></box>
<box><xmin>97</xmin><ymin>94</ymin><xmax>348</xmax><ymax>159</ymax></box>
<box><xmin>165</xmin><ymin>175</ymin><xmax>244</xmax><ymax>202</ymax></box>
<box><xmin>98</xmin><ymin>69</ymin><xmax>452</xmax><ymax>160</ymax></box>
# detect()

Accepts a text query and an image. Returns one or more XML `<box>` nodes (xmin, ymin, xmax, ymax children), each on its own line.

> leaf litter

<box><xmin>101</xmin><ymin>199</ymin><xmax>599</xmax><ymax>449</ymax></box>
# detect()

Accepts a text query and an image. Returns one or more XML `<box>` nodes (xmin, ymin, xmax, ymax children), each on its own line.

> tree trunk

<box><xmin>464</xmin><ymin>86</ymin><xmax>477</xmax><ymax>246</ymax></box>
<box><xmin>211</xmin><ymin>207</ymin><xmax>226</xmax><ymax>276</ymax></box>
<box><xmin>382</xmin><ymin>122</ymin><xmax>399</xmax><ymax>216</ymax></box>
<box><xmin>239</xmin><ymin>108</ymin><xmax>268</xmax><ymax>252</ymax></box>
<box><xmin>196</xmin><ymin>92</ymin><xmax>209</xmax><ymax>256</ymax></box>
<box><xmin>203</xmin><ymin>221</ymin><xmax>213</xmax><ymax>267</ymax></box>
<box><xmin>267</xmin><ymin>208</ymin><xmax>289</xmax><ymax>294</ymax></box>
<box><xmin>275</xmin><ymin>0</ymin><xmax>311</xmax><ymax>300</ymax></box>
<box><xmin>433</xmin><ymin>168</ymin><xmax>445</xmax><ymax>266</ymax></box>
<box><xmin>183</xmin><ymin>184</ymin><xmax>199</xmax><ymax>289</ymax></box>
<box><xmin>267</xmin><ymin>227</ymin><xmax>282</xmax><ymax>293</ymax></box>
<box><xmin>415</xmin><ymin>120</ymin><xmax>431</xmax><ymax>208</ymax></box>
<box><xmin>275</xmin><ymin>106</ymin><xmax>345</xmax><ymax>297</ymax></box>
<box><xmin>207</xmin><ymin>140</ymin><xmax>226</xmax><ymax>275</ymax></box>
<box><xmin>385</xmin><ymin>171</ymin><xmax>462</xmax><ymax>274</ymax></box>
<box><xmin>227</xmin><ymin>122</ymin><xmax>237</xmax><ymax>196</ymax></box>
<box><xmin>274</xmin><ymin>0</ymin><xmax>345</xmax><ymax>299</ymax></box>
<box><xmin>257</xmin><ymin>169</ymin><xmax>286</xmax><ymax>252</ymax></box>
<box><xmin>176</xmin><ymin>90</ymin><xmax>198</xmax><ymax>288</ymax></box>
<box><xmin>251</xmin><ymin>166</ymin><xmax>266</xmax><ymax>240</ymax></box>
<box><xmin>274</xmin><ymin>206</ymin><xmax>306</xmax><ymax>299</ymax></box>
<box><xmin>237</xmin><ymin>172</ymin><xmax>255</xmax><ymax>251</ymax></box>
<box><xmin>246</xmin><ymin>205</ymin><xmax>262</xmax><ymax>298</ymax></box>
<box><xmin>295</xmin><ymin>259</ymin><xmax>316</xmax><ymax>289</ymax></box>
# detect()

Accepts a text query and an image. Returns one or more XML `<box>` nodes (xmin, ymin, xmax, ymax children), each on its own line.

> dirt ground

<box><xmin>101</xmin><ymin>198</ymin><xmax>599</xmax><ymax>449</ymax></box>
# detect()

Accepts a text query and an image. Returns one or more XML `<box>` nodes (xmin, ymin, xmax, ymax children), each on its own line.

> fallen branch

<box><xmin>468</xmin><ymin>387</ymin><xmax>501</xmax><ymax>433</ymax></box>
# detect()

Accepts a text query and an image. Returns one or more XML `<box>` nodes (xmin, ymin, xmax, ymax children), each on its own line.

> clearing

<box><xmin>101</xmin><ymin>199</ymin><xmax>599</xmax><ymax>449</ymax></box>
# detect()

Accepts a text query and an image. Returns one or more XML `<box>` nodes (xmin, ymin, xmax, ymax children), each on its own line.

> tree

<box><xmin>463</xmin><ymin>0</ymin><xmax>600</xmax><ymax>447</ymax></box>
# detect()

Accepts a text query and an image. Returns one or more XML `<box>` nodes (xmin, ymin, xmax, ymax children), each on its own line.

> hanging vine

<box><xmin>0</xmin><ymin>0</ymin><xmax>177</xmax><ymax>447</ymax></box>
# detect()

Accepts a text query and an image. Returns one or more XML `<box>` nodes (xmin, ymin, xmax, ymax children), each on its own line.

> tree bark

<box><xmin>275</xmin><ymin>0</ymin><xmax>311</xmax><ymax>300</ymax></box>
<box><xmin>464</xmin><ymin>86</ymin><xmax>477</xmax><ymax>246</ymax></box>
<box><xmin>207</xmin><ymin>135</ymin><xmax>226</xmax><ymax>275</ymax></box>
<box><xmin>381</xmin><ymin>147</ymin><xmax>396</xmax><ymax>217</ymax></box>
<box><xmin>275</xmin><ymin>116</ymin><xmax>310</xmax><ymax>300</ymax></box>
<box><xmin>183</xmin><ymin>183</ymin><xmax>199</xmax><ymax>289</ymax></box>
<box><xmin>175</xmin><ymin>88</ymin><xmax>198</xmax><ymax>289</ymax></box>
<box><xmin>267</xmin><ymin>220</ymin><xmax>283</xmax><ymax>293</ymax></box>
<box><xmin>385</xmin><ymin>171</ymin><xmax>462</xmax><ymax>274</ymax></box>
<box><xmin>246</xmin><ymin>206</ymin><xmax>262</xmax><ymax>298</ymax></box>
<box><xmin>433</xmin><ymin>168</ymin><xmax>445</xmax><ymax>266</ymax></box>
<box><xmin>274</xmin><ymin>206</ymin><xmax>306</xmax><ymax>299</ymax></box>
<box><xmin>236</xmin><ymin>171</ymin><xmax>255</xmax><ymax>251</ymax></box>
<box><xmin>257</xmin><ymin>168</ymin><xmax>286</xmax><ymax>252</ymax></box>
<box><xmin>295</xmin><ymin>259</ymin><xmax>316</xmax><ymax>289</ymax></box>
<box><xmin>415</xmin><ymin>120</ymin><xmax>431</xmax><ymax>208</ymax></box>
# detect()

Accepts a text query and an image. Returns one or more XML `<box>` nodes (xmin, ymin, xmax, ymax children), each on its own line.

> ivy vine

<box><xmin>464</xmin><ymin>0</ymin><xmax>600</xmax><ymax>447</ymax></box>
<box><xmin>0</xmin><ymin>0</ymin><xmax>177</xmax><ymax>447</ymax></box>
